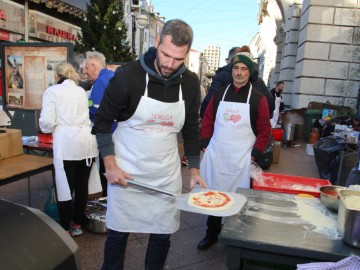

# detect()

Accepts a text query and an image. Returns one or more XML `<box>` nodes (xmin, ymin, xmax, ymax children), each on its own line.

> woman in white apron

<box><xmin>39</xmin><ymin>61</ymin><xmax>101</xmax><ymax>236</ymax></box>
<box><xmin>198</xmin><ymin>53</ymin><xmax>271</xmax><ymax>250</ymax></box>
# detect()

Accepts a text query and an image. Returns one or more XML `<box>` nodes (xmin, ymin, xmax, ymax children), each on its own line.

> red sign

<box><xmin>46</xmin><ymin>26</ymin><xmax>77</xmax><ymax>41</ymax></box>
<box><xmin>0</xmin><ymin>10</ymin><xmax>6</xmax><ymax>21</ymax></box>
<box><xmin>0</xmin><ymin>29</ymin><xmax>9</xmax><ymax>41</ymax></box>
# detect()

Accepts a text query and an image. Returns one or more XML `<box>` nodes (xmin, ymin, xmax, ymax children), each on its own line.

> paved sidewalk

<box><xmin>0</xmin><ymin>140</ymin><xmax>319</xmax><ymax>269</ymax></box>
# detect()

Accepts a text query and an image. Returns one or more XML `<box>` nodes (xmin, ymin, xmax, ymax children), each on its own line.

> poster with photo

<box><xmin>1</xmin><ymin>42</ymin><xmax>73</xmax><ymax>110</ymax></box>
<box><xmin>6</xmin><ymin>55</ymin><xmax>24</xmax><ymax>108</ymax></box>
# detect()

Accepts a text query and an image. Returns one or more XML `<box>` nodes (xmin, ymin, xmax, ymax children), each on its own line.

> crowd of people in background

<box><xmin>38</xmin><ymin>18</ymin><xmax>290</xmax><ymax>270</ymax></box>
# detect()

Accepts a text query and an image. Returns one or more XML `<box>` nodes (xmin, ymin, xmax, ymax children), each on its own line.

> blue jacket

<box><xmin>89</xmin><ymin>68</ymin><xmax>117</xmax><ymax>131</ymax></box>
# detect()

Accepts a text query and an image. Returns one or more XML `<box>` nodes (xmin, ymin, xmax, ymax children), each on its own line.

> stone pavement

<box><xmin>0</xmin><ymin>140</ymin><xmax>319</xmax><ymax>270</ymax></box>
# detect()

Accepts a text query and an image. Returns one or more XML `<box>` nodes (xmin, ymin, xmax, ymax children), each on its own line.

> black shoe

<box><xmin>197</xmin><ymin>236</ymin><xmax>218</xmax><ymax>250</ymax></box>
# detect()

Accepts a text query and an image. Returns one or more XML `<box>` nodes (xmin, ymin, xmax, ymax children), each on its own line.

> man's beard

<box><xmin>233</xmin><ymin>76</ymin><xmax>248</xmax><ymax>86</ymax></box>
<box><xmin>156</xmin><ymin>56</ymin><xmax>174</xmax><ymax>78</ymax></box>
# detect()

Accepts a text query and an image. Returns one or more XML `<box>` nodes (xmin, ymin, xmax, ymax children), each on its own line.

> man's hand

<box><xmin>103</xmin><ymin>155</ymin><xmax>133</xmax><ymax>187</ymax></box>
<box><xmin>189</xmin><ymin>168</ymin><xmax>208</xmax><ymax>189</ymax></box>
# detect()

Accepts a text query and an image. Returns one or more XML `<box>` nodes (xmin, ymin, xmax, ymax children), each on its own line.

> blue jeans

<box><xmin>102</xmin><ymin>229</ymin><xmax>171</xmax><ymax>270</ymax></box>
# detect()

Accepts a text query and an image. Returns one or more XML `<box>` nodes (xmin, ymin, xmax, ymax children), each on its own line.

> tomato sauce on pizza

<box><xmin>188</xmin><ymin>190</ymin><xmax>234</xmax><ymax>211</ymax></box>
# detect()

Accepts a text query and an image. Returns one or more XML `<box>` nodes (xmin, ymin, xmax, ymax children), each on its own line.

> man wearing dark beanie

<box><xmin>200</xmin><ymin>46</ymin><xmax>274</xmax><ymax>119</ymax></box>
<box><xmin>231</xmin><ymin>52</ymin><xmax>255</xmax><ymax>74</ymax></box>
<box><xmin>198</xmin><ymin>52</ymin><xmax>271</xmax><ymax>250</ymax></box>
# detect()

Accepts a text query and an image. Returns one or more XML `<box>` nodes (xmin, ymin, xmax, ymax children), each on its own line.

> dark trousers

<box><xmin>102</xmin><ymin>230</ymin><xmax>171</xmax><ymax>270</ymax></box>
<box><xmin>99</xmin><ymin>153</ymin><xmax>107</xmax><ymax>197</ymax></box>
<box><xmin>206</xmin><ymin>215</ymin><xmax>222</xmax><ymax>238</ymax></box>
<box><xmin>57</xmin><ymin>158</ymin><xmax>94</xmax><ymax>230</ymax></box>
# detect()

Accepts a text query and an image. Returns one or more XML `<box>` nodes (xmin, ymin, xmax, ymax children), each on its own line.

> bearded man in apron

<box><xmin>92</xmin><ymin>19</ymin><xmax>207</xmax><ymax>270</ymax></box>
<box><xmin>270</xmin><ymin>81</ymin><xmax>285</xmax><ymax>127</ymax></box>
<box><xmin>198</xmin><ymin>53</ymin><xmax>271</xmax><ymax>250</ymax></box>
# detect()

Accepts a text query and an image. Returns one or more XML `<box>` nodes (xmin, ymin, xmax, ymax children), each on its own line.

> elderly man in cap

<box><xmin>198</xmin><ymin>52</ymin><xmax>271</xmax><ymax>250</ymax></box>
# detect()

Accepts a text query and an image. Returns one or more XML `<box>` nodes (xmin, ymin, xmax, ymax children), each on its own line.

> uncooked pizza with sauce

<box><xmin>187</xmin><ymin>190</ymin><xmax>234</xmax><ymax>211</ymax></box>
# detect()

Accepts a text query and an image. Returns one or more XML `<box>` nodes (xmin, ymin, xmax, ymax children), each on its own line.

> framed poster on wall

<box><xmin>1</xmin><ymin>42</ymin><xmax>73</xmax><ymax>110</ymax></box>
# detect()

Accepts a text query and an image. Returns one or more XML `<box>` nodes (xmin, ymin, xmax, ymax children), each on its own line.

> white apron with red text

<box><xmin>107</xmin><ymin>73</ymin><xmax>185</xmax><ymax>233</ymax></box>
<box><xmin>200</xmin><ymin>84</ymin><xmax>256</xmax><ymax>192</ymax></box>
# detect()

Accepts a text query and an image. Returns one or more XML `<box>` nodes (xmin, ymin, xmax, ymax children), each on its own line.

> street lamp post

<box><xmin>131</xmin><ymin>12</ymin><xmax>149</xmax><ymax>56</ymax></box>
<box><xmin>132</xmin><ymin>15</ymin><xmax>136</xmax><ymax>54</ymax></box>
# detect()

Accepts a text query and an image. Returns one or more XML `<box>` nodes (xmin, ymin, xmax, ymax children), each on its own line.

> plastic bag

<box><xmin>250</xmin><ymin>160</ymin><xmax>264</xmax><ymax>184</ymax></box>
<box><xmin>313</xmin><ymin>136</ymin><xmax>346</xmax><ymax>182</ymax></box>
<box><xmin>44</xmin><ymin>187</ymin><xmax>59</xmax><ymax>222</ymax></box>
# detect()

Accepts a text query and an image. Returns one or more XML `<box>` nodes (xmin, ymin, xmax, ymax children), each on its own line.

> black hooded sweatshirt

<box><xmin>92</xmin><ymin>47</ymin><xmax>202</xmax><ymax>168</ymax></box>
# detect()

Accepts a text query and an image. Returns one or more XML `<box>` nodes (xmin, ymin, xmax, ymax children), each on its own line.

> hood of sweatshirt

<box><xmin>139</xmin><ymin>47</ymin><xmax>187</xmax><ymax>84</ymax></box>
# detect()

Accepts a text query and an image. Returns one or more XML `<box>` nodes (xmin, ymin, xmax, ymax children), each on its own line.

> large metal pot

<box><xmin>283</xmin><ymin>123</ymin><xmax>296</xmax><ymax>141</ymax></box>
<box><xmin>337</xmin><ymin>189</ymin><xmax>360</xmax><ymax>248</ymax></box>
<box><xmin>84</xmin><ymin>197</ymin><xmax>107</xmax><ymax>234</ymax></box>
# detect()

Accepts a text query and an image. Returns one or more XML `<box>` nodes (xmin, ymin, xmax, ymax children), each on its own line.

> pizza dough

<box><xmin>187</xmin><ymin>190</ymin><xmax>234</xmax><ymax>211</ymax></box>
<box><xmin>344</xmin><ymin>195</ymin><xmax>360</xmax><ymax>210</ymax></box>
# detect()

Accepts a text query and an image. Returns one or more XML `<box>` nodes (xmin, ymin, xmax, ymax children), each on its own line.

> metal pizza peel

<box><xmin>126</xmin><ymin>180</ymin><xmax>247</xmax><ymax>217</ymax></box>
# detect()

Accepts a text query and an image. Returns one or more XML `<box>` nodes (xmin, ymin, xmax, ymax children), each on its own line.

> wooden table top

<box><xmin>0</xmin><ymin>154</ymin><xmax>53</xmax><ymax>181</ymax></box>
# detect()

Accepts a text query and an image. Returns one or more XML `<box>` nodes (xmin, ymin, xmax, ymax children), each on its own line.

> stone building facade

<box><xmin>254</xmin><ymin>0</ymin><xmax>360</xmax><ymax>110</ymax></box>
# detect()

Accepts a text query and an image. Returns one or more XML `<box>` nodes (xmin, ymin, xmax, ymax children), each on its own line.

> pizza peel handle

<box><xmin>126</xmin><ymin>180</ymin><xmax>178</xmax><ymax>197</ymax></box>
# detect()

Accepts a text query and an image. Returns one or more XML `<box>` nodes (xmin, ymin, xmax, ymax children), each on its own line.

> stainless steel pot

<box><xmin>84</xmin><ymin>198</ymin><xmax>107</xmax><ymax>234</ymax></box>
<box><xmin>283</xmin><ymin>123</ymin><xmax>296</xmax><ymax>141</ymax></box>
<box><xmin>338</xmin><ymin>189</ymin><xmax>360</xmax><ymax>248</ymax></box>
<box><xmin>319</xmin><ymin>185</ymin><xmax>345</xmax><ymax>212</ymax></box>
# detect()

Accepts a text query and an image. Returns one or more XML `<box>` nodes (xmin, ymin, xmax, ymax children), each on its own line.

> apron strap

<box><xmin>221</xmin><ymin>84</ymin><xmax>231</xmax><ymax>101</ymax></box>
<box><xmin>246</xmin><ymin>83</ymin><xmax>252</xmax><ymax>104</ymax></box>
<box><xmin>179</xmin><ymin>81</ymin><xmax>183</xmax><ymax>101</ymax></box>
<box><xmin>144</xmin><ymin>73</ymin><xmax>149</xmax><ymax>97</ymax></box>
<box><xmin>86</xmin><ymin>158</ymin><xmax>93</xmax><ymax>167</ymax></box>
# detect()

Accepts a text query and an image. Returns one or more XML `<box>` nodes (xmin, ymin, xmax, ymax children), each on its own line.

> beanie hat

<box><xmin>231</xmin><ymin>52</ymin><xmax>255</xmax><ymax>76</ymax></box>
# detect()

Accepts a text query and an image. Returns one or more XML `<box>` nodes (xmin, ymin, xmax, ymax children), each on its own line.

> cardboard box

<box><xmin>306</xmin><ymin>144</ymin><xmax>314</xmax><ymax>156</ymax></box>
<box><xmin>272</xmin><ymin>141</ymin><xmax>281</xmax><ymax>164</ymax></box>
<box><xmin>0</xmin><ymin>128</ymin><xmax>23</xmax><ymax>160</ymax></box>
